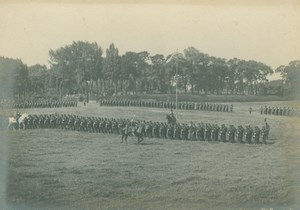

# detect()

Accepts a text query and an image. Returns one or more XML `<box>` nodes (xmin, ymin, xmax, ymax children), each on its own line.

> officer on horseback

<box><xmin>15</xmin><ymin>110</ymin><xmax>21</xmax><ymax>121</ymax></box>
<box><xmin>14</xmin><ymin>110</ymin><xmax>21</xmax><ymax>128</ymax></box>
<box><xmin>166</xmin><ymin>108</ymin><xmax>177</xmax><ymax>126</ymax></box>
<box><xmin>170</xmin><ymin>108</ymin><xmax>174</xmax><ymax>117</ymax></box>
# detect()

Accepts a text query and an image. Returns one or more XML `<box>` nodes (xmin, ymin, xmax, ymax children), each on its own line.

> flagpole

<box><xmin>176</xmin><ymin>49</ymin><xmax>178</xmax><ymax>118</ymax></box>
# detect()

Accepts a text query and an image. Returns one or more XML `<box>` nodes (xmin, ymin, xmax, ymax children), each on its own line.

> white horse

<box><xmin>7</xmin><ymin>116</ymin><xmax>18</xmax><ymax>130</ymax></box>
<box><xmin>18</xmin><ymin>113</ymin><xmax>29</xmax><ymax>130</ymax></box>
<box><xmin>7</xmin><ymin>113</ymin><xmax>29</xmax><ymax>130</ymax></box>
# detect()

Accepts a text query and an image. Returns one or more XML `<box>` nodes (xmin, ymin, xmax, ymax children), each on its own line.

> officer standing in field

<box><xmin>249</xmin><ymin>106</ymin><xmax>252</xmax><ymax>114</ymax></box>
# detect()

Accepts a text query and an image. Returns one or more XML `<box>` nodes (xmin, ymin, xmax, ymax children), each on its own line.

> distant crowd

<box><xmin>100</xmin><ymin>99</ymin><xmax>234</xmax><ymax>112</ymax></box>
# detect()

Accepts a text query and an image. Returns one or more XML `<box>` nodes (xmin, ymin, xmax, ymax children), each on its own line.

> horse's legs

<box><xmin>19</xmin><ymin>123</ymin><xmax>23</xmax><ymax>130</ymax></box>
<box><xmin>139</xmin><ymin>136</ymin><xmax>143</xmax><ymax>144</ymax></box>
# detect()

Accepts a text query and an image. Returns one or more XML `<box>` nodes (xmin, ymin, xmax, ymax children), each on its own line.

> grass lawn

<box><xmin>1</xmin><ymin>100</ymin><xmax>300</xmax><ymax>210</ymax></box>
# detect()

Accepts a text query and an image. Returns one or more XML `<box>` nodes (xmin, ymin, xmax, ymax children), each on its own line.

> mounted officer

<box><xmin>166</xmin><ymin>108</ymin><xmax>176</xmax><ymax>126</ymax></box>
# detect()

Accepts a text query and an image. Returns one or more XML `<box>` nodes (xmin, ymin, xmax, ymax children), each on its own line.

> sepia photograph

<box><xmin>0</xmin><ymin>1</ymin><xmax>300</xmax><ymax>209</ymax></box>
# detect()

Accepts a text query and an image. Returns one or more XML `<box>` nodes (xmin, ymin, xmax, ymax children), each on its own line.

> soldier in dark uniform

<box><xmin>166</xmin><ymin>123</ymin><xmax>173</xmax><ymax>139</ymax></box>
<box><xmin>228</xmin><ymin>125</ymin><xmax>236</xmax><ymax>143</ymax></box>
<box><xmin>261</xmin><ymin>126</ymin><xmax>268</xmax><ymax>144</ymax></box>
<box><xmin>237</xmin><ymin>125</ymin><xmax>244</xmax><ymax>143</ymax></box>
<box><xmin>245</xmin><ymin>126</ymin><xmax>253</xmax><ymax>144</ymax></box>
<box><xmin>271</xmin><ymin>106</ymin><xmax>276</xmax><ymax>115</ymax></box>
<box><xmin>265</xmin><ymin>122</ymin><xmax>270</xmax><ymax>140</ymax></box>
<box><xmin>204</xmin><ymin>124</ymin><xmax>211</xmax><ymax>141</ymax></box>
<box><xmin>253</xmin><ymin>126</ymin><xmax>260</xmax><ymax>144</ymax></box>
<box><xmin>280</xmin><ymin>107</ymin><xmax>284</xmax><ymax>116</ymax></box>
<box><xmin>263</xmin><ymin>106</ymin><xmax>267</xmax><ymax>115</ymax></box>
<box><xmin>275</xmin><ymin>107</ymin><xmax>279</xmax><ymax>115</ymax></box>
<box><xmin>211</xmin><ymin>124</ymin><xmax>219</xmax><ymax>141</ymax></box>
<box><xmin>188</xmin><ymin>121</ymin><xmax>196</xmax><ymax>140</ymax></box>
<box><xmin>220</xmin><ymin>124</ymin><xmax>227</xmax><ymax>142</ymax></box>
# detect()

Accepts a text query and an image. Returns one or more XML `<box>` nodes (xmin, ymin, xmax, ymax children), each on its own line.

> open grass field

<box><xmin>1</xmin><ymin>100</ymin><xmax>300</xmax><ymax>210</ymax></box>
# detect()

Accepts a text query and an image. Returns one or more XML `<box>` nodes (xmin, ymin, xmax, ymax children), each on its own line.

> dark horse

<box><xmin>166</xmin><ymin>114</ymin><xmax>177</xmax><ymax>126</ymax></box>
<box><xmin>121</xmin><ymin>126</ymin><xmax>144</xmax><ymax>144</ymax></box>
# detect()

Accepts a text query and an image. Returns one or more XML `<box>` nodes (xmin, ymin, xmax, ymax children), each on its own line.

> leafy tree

<box><xmin>0</xmin><ymin>57</ymin><xmax>30</xmax><ymax>100</ymax></box>
<box><xmin>27</xmin><ymin>64</ymin><xmax>48</xmax><ymax>97</ymax></box>
<box><xmin>151</xmin><ymin>54</ymin><xmax>167</xmax><ymax>93</ymax></box>
<box><xmin>49</xmin><ymin>41</ymin><xmax>102</xmax><ymax>101</ymax></box>
<box><xmin>276</xmin><ymin>60</ymin><xmax>300</xmax><ymax>97</ymax></box>
<box><xmin>103</xmin><ymin>43</ymin><xmax>120</xmax><ymax>96</ymax></box>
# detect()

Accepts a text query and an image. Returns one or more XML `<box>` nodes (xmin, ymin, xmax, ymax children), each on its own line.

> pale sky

<box><xmin>1</xmin><ymin>1</ymin><xmax>300</xmax><ymax>80</ymax></box>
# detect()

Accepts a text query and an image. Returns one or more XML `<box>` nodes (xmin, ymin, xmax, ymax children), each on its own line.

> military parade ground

<box><xmin>1</xmin><ymin>3</ymin><xmax>300</xmax><ymax>209</ymax></box>
<box><xmin>0</xmin><ymin>97</ymin><xmax>299</xmax><ymax>210</ymax></box>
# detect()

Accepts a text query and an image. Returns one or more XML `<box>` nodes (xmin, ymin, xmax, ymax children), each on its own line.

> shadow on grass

<box><xmin>135</xmin><ymin>142</ymin><xmax>164</xmax><ymax>146</ymax></box>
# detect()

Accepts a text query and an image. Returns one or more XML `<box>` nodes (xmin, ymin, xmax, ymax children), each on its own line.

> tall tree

<box><xmin>49</xmin><ymin>41</ymin><xmax>102</xmax><ymax>101</ymax></box>
<box><xmin>103</xmin><ymin>43</ymin><xmax>120</xmax><ymax>96</ymax></box>
<box><xmin>28</xmin><ymin>64</ymin><xmax>48</xmax><ymax>97</ymax></box>
<box><xmin>0</xmin><ymin>57</ymin><xmax>30</xmax><ymax>100</ymax></box>
<box><xmin>276</xmin><ymin>60</ymin><xmax>300</xmax><ymax>97</ymax></box>
<box><xmin>151</xmin><ymin>54</ymin><xmax>167</xmax><ymax>93</ymax></box>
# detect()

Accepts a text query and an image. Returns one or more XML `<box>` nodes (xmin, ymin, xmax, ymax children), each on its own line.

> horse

<box><xmin>166</xmin><ymin>114</ymin><xmax>176</xmax><ymax>126</ymax></box>
<box><xmin>7</xmin><ymin>116</ymin><xmax>18</xmax><ymax>130</ymax></box>
<box><xmin>18</xmin><ymin>113</ymin><xmax>29</xmax><ymax>130</ymax></box>
<box><xmin>121</xmin><ymin>126</ymin><xmax>144</xmax><ymax>144</ymax></box>
<box><xmin>7</xmin><ymin>113</ymin><xmax>29</xmax><ymax>130</ymax></box>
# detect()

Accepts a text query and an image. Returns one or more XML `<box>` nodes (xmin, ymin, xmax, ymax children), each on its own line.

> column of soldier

<box><xmin>23</xmin><ymin>114</ymin><xmax>269</xmax><ymax>144</ymax></box>
<box><xmin>100</xmin><ymin>99</ymin><xmax>234</xmax><ymax>112</ymax></box>
<box><xmin>260</xmin><ymin>106</ymin><xmax>299</xmax><ymax>117</ymax></box>
<box><xmin>0</xmin><ymin>99</ymin><xmax>78</xmax><ymax>109</ymax></box>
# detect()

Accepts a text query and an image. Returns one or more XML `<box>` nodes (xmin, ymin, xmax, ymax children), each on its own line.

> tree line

<box><xmin>0</xmin><ymin>41</ymin><xmax>299</xmax><ymax>101</ymax></box>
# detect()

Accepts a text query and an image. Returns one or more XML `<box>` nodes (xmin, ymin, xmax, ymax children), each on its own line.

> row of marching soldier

<box><xmin>99</xmin><ymin>99</ymin><xmax>234</xmax><ymax>112</ymax></box>
<box><xmin>21</xmin><ymin>113</ymin><xmax>270</xmax><ymax>144</ymax></box>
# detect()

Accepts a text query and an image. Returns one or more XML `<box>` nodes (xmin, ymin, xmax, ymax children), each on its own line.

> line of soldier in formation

<box><xmin>22</xmin><ymin>114</ymin><xmax>270</xmax><ymax>144</ymax></box>
<box><xmin>0</xmin><ymin>99</ymin><xmax>78</xmax><ymax>109</ymax></box>
<box><xmin>260</xmin><ymin>106</ymin><xmax>299</xmax><ymax>117</ymax></box>
<box><xmin>99</xmin><ymin>99</ymin><xmax>234</xmax><ymax>112</ymax></box>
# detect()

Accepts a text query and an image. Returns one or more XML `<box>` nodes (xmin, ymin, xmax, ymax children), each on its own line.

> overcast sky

<box><xmin>1</xmin><ymin>1</ymin><xmax>300</xmax><ymax>80</ymax></box>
